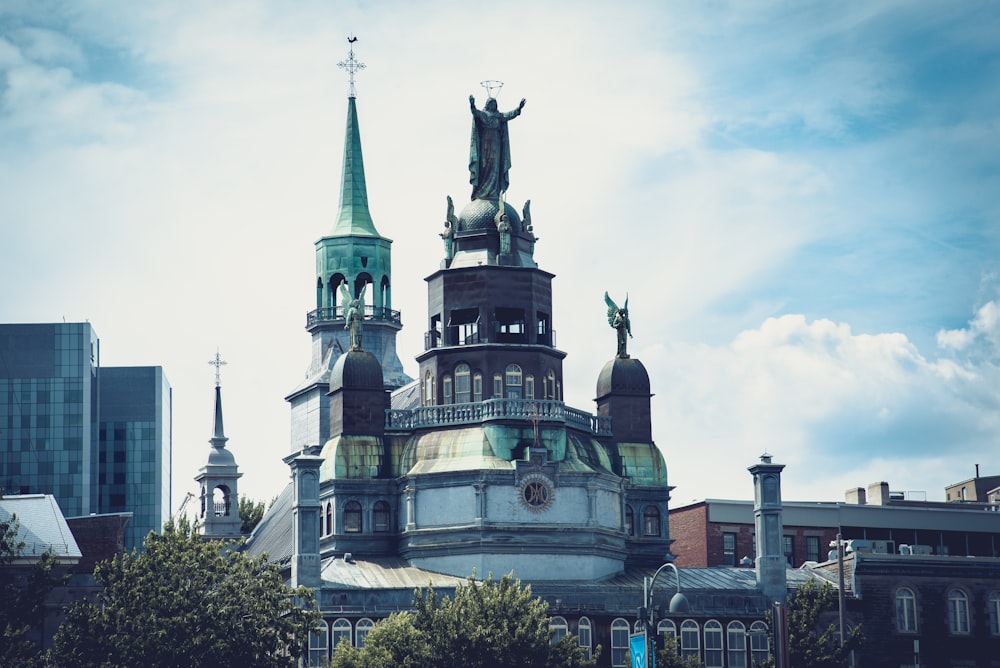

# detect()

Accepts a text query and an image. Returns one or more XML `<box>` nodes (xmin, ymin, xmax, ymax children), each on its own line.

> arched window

<box><xmin>577</xmin><ymin>617</ymin><xmax>592</xmax><ymax>660</ymax></box>
<box><xmin>423</xmin><ymin>371</ymin><xmax>435</xmax><ymax>406</ymax></box>
<box><xmin>380</xmin><ymin>275</ymin><xmax>390</xmax><ymax>311</ymax></box>
<box><xmin>505</xmin><ymin>364</ymin><xmax>522</xmax><ymax>399</ymax></box>
<box><xmin>373</xmin><ymin>501</ymin><xmax>390</xmax><ymax>532</ymax></box>
<box><xmin>212</xmin><ymin>485</ymin><xmax>231</xmax><ymax>516</ymax></box>
<box><xmin>344</xmin><ymin>501</ymin><xmax>362</xmax><ymax>533</ymax></box>
<box><xmin>643</xmin><ymin>506</ymin><xmax>661</xmax><ymax>536</ymax></box>
<box><xmin>455</xmin><ymin>363</ymin><xmax>471</xmax><ymax>403</ymax></box>
<box><xmin>680</xmin><ymin>620</ymin><xmax>700</xmax><ymax>660</ymax></box>
<box><xmin>657</xmin><ymin>619</ymin><xmax>676</xmax><ymax>651</ymax></box>
<box><xmin>473</xmin><ymin>372</ymin><xmax>483</xmax><ymax>402</ymax></box>
<box><xmin>442</xmin><ymin>375</ymin><xmax>453</xmax><ymax>404</ymax></box>
<box><xmin>727</xmin><ymin>621</ymin><xmax>747</xmax><ymax>668</ymax></box>
<box><xmin>990</xmin><ymin>592</ymin><xmax>1000</xmax><ymax>636</ymax></box>
<box><xmin>625</xmin><ymin>505</ymin><xmax>634</xmax><ymax>536</ymax></box>
<box><xmin>316</xmin><ymin>277</ymin><xmax>324</xmax><ymax>310</ymax></box>
<box><xmin>948</xmin><ymin>589</ymin><xmax>970</xmax><ymax>634</ymax></box>
<box><xmin>546</xmin><ymin>369</ymin><xmax>556</xmax><ymax>399</ymax></box>
<box><xmin>749</xmin><ymin>621</ymin><xmax>769</xmax><ymax>665</ymax></box>
<box><xmin>356</xmin><ymin>618</ymin><xmax>374</xmax><ymax>648</ymax></box>
<box><xmin>328</xmin><ymin>273</ymin><xmax>345</xmax><ymax>309</ymax></box>
<box><xmin>325</xmin><ymin>502</ymin><xmax>333</xmax><ymax>536</ymax></box>
<box><xmin>308</xmin><ymin>620</ymin><xmax>329</xmax><ymax>667</ymax></box>
<box><xmin>549</xmin><ymin>616</ymin><xmax>568</xmax><ymax>644</ymax></box>
<box><xmin>331</xmin><ymin>618</ymin><xmax>352</xmax><ymax>648</ymax></box>
<box><xmin>493</xmin><ymin>373</ymin><xmax>503</xmax><ymax>398</ymax></box>
<box><xmin>703</xmin><ymin>620</ymin><xmax>723</xmax><ymax>667</ymax></box>
<box><xmin>354</xmin><ymin>273</ymin><xmax>372</xmax><ymax>301</ymax></box>
<box><xmin>610</xmin><ymin>618</ymin><xmax>630</xmax><ymax>667</ymax></box>
<box><xmin>896</xmin><ymin>587</ymin><xmax>917</xmax><ymax>632</ymax></box>
<box><xmin>525</xmin><ymin>374</ymin><xmax>535</xmax><ymax>400</ymax></box>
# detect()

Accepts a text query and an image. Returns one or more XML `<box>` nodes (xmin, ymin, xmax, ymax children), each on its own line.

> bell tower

<box><xmin>196</xmin><ymin>352</ymin><xmax>242</xmax><ymax>540</ymax></box>
<box><xmin>286</xmin><ymin>38</ymin><xmax>411</xmax><ymax>452</ymax></box>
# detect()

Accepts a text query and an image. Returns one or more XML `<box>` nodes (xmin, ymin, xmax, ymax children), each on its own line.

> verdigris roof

<box><xmin>331</xmin><ymin>97</ymin><xmax>379</xmax><ymax>237</ymax></box>
<box><xmin>0</xmin><ymin>494</ymin><xmax>81</xmax><ymax>562</ymax></box>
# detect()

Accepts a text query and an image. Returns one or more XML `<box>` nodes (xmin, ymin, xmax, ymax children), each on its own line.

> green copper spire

<box><xmin>332</xmin><ymin>96</ymin><xmax>379</xmax><ymax>237</ymax></box>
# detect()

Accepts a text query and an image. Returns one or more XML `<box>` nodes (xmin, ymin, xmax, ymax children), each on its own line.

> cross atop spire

<box><xmin>208</xmin><ymin>350</ymin><xmax>227</xmax><ymax>387</ymax></box>
<box><xmin>338</xmin><ymin>36</ymin><xmax>366</xmax><ymax>98</ymax></box>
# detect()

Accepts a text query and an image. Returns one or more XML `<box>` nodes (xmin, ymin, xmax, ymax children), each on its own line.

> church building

<box><xmin>233</xmin><ymin>43</ymin><xmax>802</xmax><ymax>668</ymax></box>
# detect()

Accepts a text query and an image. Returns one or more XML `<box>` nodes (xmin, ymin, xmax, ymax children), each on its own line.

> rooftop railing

<box><xmin>385</xmin><ymin>398</ymin><xmax>611</xmax><ymax>436</ymax></box>
<box><xmin>307</xmin><ymin>305</ymin><xmax>402</xmax><ymax>328</ymax></box>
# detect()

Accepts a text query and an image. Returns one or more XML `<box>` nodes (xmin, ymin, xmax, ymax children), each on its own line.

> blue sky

<box><xmin>1</xmin><ymin>1</ymin><xmax>998</xmax><ymax>512</ymax></box>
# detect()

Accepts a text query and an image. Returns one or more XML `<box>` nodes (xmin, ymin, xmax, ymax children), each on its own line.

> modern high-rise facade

<box><xmin>0</xmin><ymin>322</ymin><xmax>171</xmax><ymax>550</ymax></box>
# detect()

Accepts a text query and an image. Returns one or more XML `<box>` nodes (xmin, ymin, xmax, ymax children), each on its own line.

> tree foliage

<box><xmin>763</xmin><ymin>579</ymin><xmax>863</xmax><ymax>668</ymax></box>
<box><xmin>0</xmin><ymin>509</ymin><xmax>61</xmax><ymax>668</ymax></box>
<box><xmin>238</xmin><ymin>496</ymin><xmax>267</xmax><ymax>535</ymax></box>
<box><xmin>330</xmin><ymin>572</ymin><xmax>597</xmax><ymax>668</ymax></box>
<box><xmin>50</xmin><ymin>518</ymin><xmax>320</xmax><ymax>668</ymax></box>
<box><xmin>655</xmin><ymin>634</ymin><xmax>703</xmax><ymax>668</ymax></box>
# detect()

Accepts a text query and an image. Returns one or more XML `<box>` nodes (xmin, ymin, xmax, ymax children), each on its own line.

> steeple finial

<box><xmin>338</xmin><ymin>36</ymin><xmax>366</xmax><ymax>99</ymax></box>
<box><xmin>332</xmin><ymin>40</ymin><xmax>379</xmax><ymax>237</ymax></box>
<box><xmin>208</xmin><ymin>350</ymin><xmax>228</xmax><ymax>447</ymax></box>
<box><xmin>208</xmin><ymin>349</ymin><xmax>227</xmax><ymax>387</ymax></box>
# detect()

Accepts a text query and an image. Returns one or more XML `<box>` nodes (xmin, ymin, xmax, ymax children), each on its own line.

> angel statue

<box><xmin>604</xmin><ymin>291</ymin><xmax>632</xmax><ymax>358</ymax></box>
<box><xmin>494</xmin><ymin>191</ymin><xmax>511</xmax><ymax>255</ymax></box>
<box><xmin>339</xmin><ymin>279</ymin><xmax>367</xmax><ymax>351</ymax></box>
<box><xmin>522</xmin><ymin>199</ymin><xmax>536</xmax><ymax>256</ymax></box>
<box><xmin>441</xmin><ymin>195</ymin><xmax>458</xmax><ymax>261</ymax></box>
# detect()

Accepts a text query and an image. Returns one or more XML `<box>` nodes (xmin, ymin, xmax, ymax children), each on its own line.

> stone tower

<box><xmin>286</xmin><ymin>48</ymin><xmax>411</xmax><ymax>452</ymax></box>
<box><xmin>195</xmin><ymin>377</ymin><xmax>242</xmax><ymax>540</ymax></box>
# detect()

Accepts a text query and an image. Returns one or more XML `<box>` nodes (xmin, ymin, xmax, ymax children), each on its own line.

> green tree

<box><xmin>0</xmin><ymin>507</ymin><xmax>62</xmax><ymax>668</ymax></box>
<box><xmin>49</xmin><ymin>518</ymin><xmax>320</xmax><ymax>668</ymax></box>
<box><xmin>763</xmin><ymin>579</ymin><xmax>863</xmax><ymax>668</ymax></box>
<box><xmin>330</xmin><ymin>572</ymin><xmax>597</xmax><ymax>668</ymax></box>
<box><xmin>656</xmin><ymin>634</ymin><xmax>703</xmax><ymax>668</ymax></box>
<box><xmin>238</xmin><ymin>496</ymin><xmax>267</xmax><ymax>534</ymax></box>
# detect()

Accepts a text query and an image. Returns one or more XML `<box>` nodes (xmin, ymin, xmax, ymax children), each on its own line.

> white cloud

<box><xmin>938</xmin><ymin>300</ymin><xmax>1000</xmax><ymax>352</ymax></box>
<box><xmin>655</xmin><ymin>314</ymin><xmax>999</xmax><ymax>503</ymax></box>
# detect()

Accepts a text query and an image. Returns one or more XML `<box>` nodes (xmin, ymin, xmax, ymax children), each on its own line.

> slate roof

<box><xmin>0</xmin><ymin>494</ymin><xmax>82</xmax><ymax>563</ymax></box>
<box><xmin>244</xmin><ymin>482</ymin><xmax>294</xmax><ymax>563</ymax></box>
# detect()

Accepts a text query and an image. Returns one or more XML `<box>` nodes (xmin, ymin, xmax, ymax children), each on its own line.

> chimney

<box><xmin>845</xmin><ymin>487</ymin><xmax>866</xmax><ymax>505</ymax></box>
<box><xmin>867</xmin><ymin>481</ymin><xmax>890</xmax><ymax>505</ymax></box>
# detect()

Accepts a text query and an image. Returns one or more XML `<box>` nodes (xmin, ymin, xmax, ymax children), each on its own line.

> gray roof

<box><xmin>0</xmin><ymin>494</ymin><xmax>82</xmax><ymax>562</ymax></box>
<box><xmin>244</xmin><ymin>482</ymin><xmax>294</xmax><ymax>562</ymax></box>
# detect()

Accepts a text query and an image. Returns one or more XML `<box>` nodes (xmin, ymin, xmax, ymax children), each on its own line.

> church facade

<box><xmin>239</xmin><ymin>48</ymin><xmax>799</xmax><ymax>668</ymax></box>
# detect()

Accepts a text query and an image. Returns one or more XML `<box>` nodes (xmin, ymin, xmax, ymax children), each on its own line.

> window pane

<box><xmin>723</xmin><ymin>532</ymin><xmax>736</xmax><ymax>566</ymax></box>
<box><xmin>948</xmin><ymin>590</ymin><xmax>969</xmax><ymax>634</ymax></box>
<box><xmin>356</xmin><ymin>619</ymin><xmax>374</xmax><ymax>648</ymax></box>
<box><xmin>681</xmin><ymin>620</ymin><xmax>700</xmax><ymax>658</ymax></box>
<box><xmin>727</xmin><ymin>622</ymin><xmax>747</xmax><ymax>668</ymax></box>
<box><xmin>896</xmin><ymin>588</ymin><xmax>917</xmax><ymax>632</ymax></box>
<box><xmin>578</xmin><ymin>617</ymin><xmax>592</xmax><ymax>660</ymax></box>
<box><xmin>704</xmin><ymin>621</ymin><xmax>723</xmax><ymax>668</ymax></box>
<box><xmin>455</xmin><ymin>364</ymin><xmax>471</xmax><ymax>403</ymax></box>
<box><xmin>611</xmin><ymin>618</ymin><xmax>629</xmax><ymax>667</ymax></box>
<box><xmin>549</xmin><ymin>616</ymin><xmax>568</xmax><ymax>645</ymax></box>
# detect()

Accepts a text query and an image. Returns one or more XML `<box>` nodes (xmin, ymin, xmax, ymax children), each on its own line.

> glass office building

<box><xmin>0</xmin><ymin>323</ymin><xmax>171</xmax><ymax>550</ymax></box>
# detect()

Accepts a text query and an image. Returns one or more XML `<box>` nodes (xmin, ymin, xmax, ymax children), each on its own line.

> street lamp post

<box><xmin>639</xmin><ymin>562</ymin><xmax>690</xmax><ymax>667</ymax></box>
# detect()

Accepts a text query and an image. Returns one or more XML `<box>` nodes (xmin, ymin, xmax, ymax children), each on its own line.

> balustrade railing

<box><xmin>385</xmin><ymin>398</ymin><xmax>611</xmax><ymax>436</ymax></box>
<box><xmin>307</xmin><ymin>305</ymin><xmax>402</xmax><ymax>327</ymax></box>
